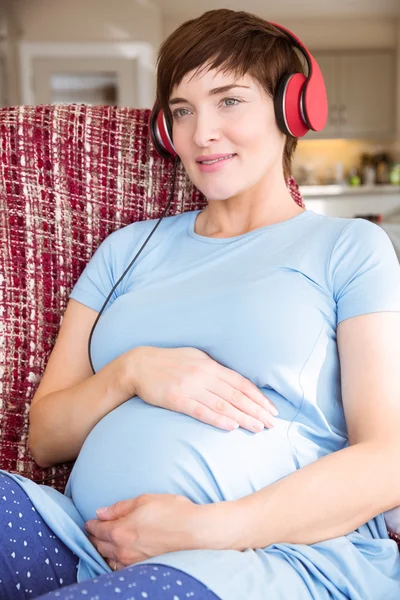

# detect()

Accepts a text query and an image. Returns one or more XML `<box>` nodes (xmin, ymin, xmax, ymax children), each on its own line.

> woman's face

<box><xmin>168</xmin><ymin>66</ymin><xmax>286</xmax><ymax>202</ymax></box>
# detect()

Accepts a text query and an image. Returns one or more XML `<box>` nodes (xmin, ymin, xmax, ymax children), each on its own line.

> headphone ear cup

<box><xmin>148</xmin><ymin>102</ymin><xmax>177</xmax><ymax>160</ymax></box>
<box><xmin>274</xmin><ymin>72</ymin><xmax>309</xmax><ymax>138</ymax></box>
<box><xmin>274</xmin><ymin>74</ymin><xmax>292</xmax><ymax>136</ymax></box>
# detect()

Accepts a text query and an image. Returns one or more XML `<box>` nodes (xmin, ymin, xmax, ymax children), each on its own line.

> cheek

<box><xmin>232</xmin><ymin>111</ymin><xmax>282</xmax><ymax>153</ymax></box>
<box><xmin>171</xmin><ymin>124</ymin><xmax>190</xmax><ymax>159</ymax></box>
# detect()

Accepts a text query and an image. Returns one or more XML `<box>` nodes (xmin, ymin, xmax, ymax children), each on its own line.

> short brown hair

<box><xmin>156</xmin><ymin>9</ymin><xmax>306</xmax><ymax>179</ymax></box>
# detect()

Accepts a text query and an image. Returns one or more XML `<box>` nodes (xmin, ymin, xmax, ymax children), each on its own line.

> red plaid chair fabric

<box><xmin>0</xmin><ymin>104</ymin><xmax>398</xmax><ymax>551</ymax></box>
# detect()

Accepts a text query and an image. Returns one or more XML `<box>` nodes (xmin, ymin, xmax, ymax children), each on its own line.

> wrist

<box><xmin>192</xmin><ymin>500</ymin><xmax>249</xmax><ymax>551</ymax></box>
<box><xmin>118</xmin><ymin>346</ymin><xmax>147</xmax><ymax>398</ymax></box>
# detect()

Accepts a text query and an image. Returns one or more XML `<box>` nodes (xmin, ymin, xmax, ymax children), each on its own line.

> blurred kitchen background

<box><xmin>1</xmin><ymin>0</ymin><xmax>400</xmax><ymax>253</ymax></box>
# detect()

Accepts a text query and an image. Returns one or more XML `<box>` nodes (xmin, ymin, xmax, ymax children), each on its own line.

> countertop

<box><xmin>299</xmin><ymin>184</ymin><xmax>400</xmax><ymax>198</ymax></box>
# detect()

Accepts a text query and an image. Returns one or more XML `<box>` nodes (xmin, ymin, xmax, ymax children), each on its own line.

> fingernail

<box><xmin>270</xmin><ymin>407</ymin><xmax>279</xmax><ymax>416</ymax></box>
<box><xmin>228</xmin><ymin>421</ymin><xmax>240</xmax><ymax>430</ymax></box>
<box><xmin>96</xmin><ymin>507</ymin><xmax>108</xmax><ymax>515</ymax></box>
<box><xmin>252</xmin><ymin>421</ymin><xmax>264</xmax><ymax>432</ymax></box>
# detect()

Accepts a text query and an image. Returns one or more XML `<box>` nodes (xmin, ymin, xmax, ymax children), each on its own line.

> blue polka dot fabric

<box><xmin>0</xmin><ymin>472</ymin><xmax>79</xmax><ymax>598</ymax></box>
<box><xmin>0</xmin><ymin>473</ymin><xmax>220</xmax><ymax>599</ymax></box>
<box><xmin>38</xmin><ymin>564</ymin><xmax>220</xmax><ymax>599</ymax></box>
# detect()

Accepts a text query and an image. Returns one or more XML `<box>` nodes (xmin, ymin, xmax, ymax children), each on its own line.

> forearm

<box><xmin>28</xmin><ymin>347</ymin><xmax>141</xmax><ymax>467</ymax></box>
<box><xmin>198</xmin><ymin>441</ymin><xmax>400</xmax><ymax>550</ymax></box>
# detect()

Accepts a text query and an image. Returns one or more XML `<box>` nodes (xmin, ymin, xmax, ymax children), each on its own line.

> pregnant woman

<box><xmin>1</xmin><ymin>9</ymin><xmax>400</xmax><ymax>600</ymax></box>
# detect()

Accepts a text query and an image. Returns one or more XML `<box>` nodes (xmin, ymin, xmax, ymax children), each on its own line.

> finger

<box><xmin>85</xmin><ymin>519</ymin><xmax>114</xmax><ymax>542</ymax></box>
<box><xmin>219</xmin><ymin>367</ymin><xmax>279</xmax><ymax>415</ymax></box>
<box><xmin>107</xmin><ymin>558</ymin><xmax>122</xmax><ymax>571</ymax></box>
<box><xmin>96</xmin><ymin>498</ymin><xmax>137</xmax><ymax>520</ymax></box>
<box><xmin>241</xmin><ymin>380</ymin><xmax>279</xmax><ymax>416</ymax></box>
<box><xmin>109</xmin><ymin>553</ymin><xmax>149</xmax><ymax>568</ymax></box>
<box><xmin>176</xmin><ymin>395</ymin><xmax>240</xmax><ymax>431</ymax></box>
<box><xmin>88</xmin><ymin>535</ymin><xmax>115</xmax><ymax>559</ymax></box>
<box><xmin>201</xmin><ymin>388</ymin><xmax>272</xmax><ymax>433</ymax></box>
<box><xmin>210</xmin><ymin>380</ymin><xmax>277</xmax><ymax>430</ymax></box>
<box><xmin>109</xmin><ymin>560</ymin><xmax>126</xmax><ymax>571</ymax></box>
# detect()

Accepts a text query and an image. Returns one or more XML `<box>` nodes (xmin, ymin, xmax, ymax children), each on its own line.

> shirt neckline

<box><xmin>187</xmin><ymin>209</ymin><xmax>315</xmax><ymax>244</ymax></box>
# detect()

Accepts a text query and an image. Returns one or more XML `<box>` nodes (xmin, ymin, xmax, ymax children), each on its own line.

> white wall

<box><xmin>14</xmin><ymin>0</ymin><xmax>163</xmax><ymax>47</ymax></box>
<box><xmin>163</xmin><ymin>15</ymin><xmax>398</xmax><ymax>49</ymax></box>
<box><xmin>396</xmin><ymin>21</ymin><xmax>400</xmax><ymax>140</ymax></box>
<box><xmin>11</xmin><ymin>0</ymin><xmax>163</xmax><ymax>106</ymax></box>
<box><xmin>0</xmin><ymin>1</ymin><xmax>20</xmax><ymax>105</ymax></box>
<box><xmin>272</xmin><ymin>18</ymin><xmax>397</xmax><ymax>50</ymax></box>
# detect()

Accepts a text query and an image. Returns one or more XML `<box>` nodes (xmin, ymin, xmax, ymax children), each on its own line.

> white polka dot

<box><xmin>27</xmin><ymin>572</ymin><xmax>31</xmax><ymax>578</ymax></box>
<box><xmin>177</xmin><ymin>579</ymin><xmax>182</xmax><ymax>585</ymax></box>
<box><xmin>141</xmin><ymin>593</ymin><xmax>148</xmax><ymax>598</ymax></box>
<box><xmin>173</xmin><ymin>595</ymin><xmax>180</xmax><ymax>600</ymax></box>
<box><xmin>150</xmin><ymin>575</ymin><xmax>156</xmax><ymax>580</ymax></box>
<box><xmin>114</xmin><ymin>588</ymin><xmax>121</xmax><ymax>593</ymax></box>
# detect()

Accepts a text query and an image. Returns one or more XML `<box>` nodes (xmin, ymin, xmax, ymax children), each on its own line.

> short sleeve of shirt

<box><xmin>330</xmin><ymin>218</ymin><xmax>400</xmax><ymax>324</ymax></box>
<box><xmin>69</xmin><ymin>230</ymin><xmax>120</xmax><ymax>312</ymax></box>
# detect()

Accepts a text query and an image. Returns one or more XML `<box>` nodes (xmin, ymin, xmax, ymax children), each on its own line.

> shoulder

<box><xmin>301</xmin><ymin>211</ymin><xmax>394</xmax><ymax>258</ymax></box>
<box><xmin>328</xmin><ymin>216</ymin><xmax>397</xmax><ymax>268</ymax></box>
<box><xmin>97</xmin><ymin>210</ymin><xmax>193</xmax><ymax>253</ymax></box>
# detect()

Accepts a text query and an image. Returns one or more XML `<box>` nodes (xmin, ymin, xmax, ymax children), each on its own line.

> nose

<box><xmin>192</xmin><ymin>110</ymin><xmax>221</xmax><ymax>149</ymax></box>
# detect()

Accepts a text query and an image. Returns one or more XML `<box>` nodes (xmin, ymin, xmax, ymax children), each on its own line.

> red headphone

<box><xmin>149</xmin><ymin>20</ymin><xmax>328</xmax><ymax>160</ymax></box>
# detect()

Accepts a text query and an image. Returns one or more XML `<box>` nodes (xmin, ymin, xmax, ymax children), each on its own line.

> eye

<box><xmin>171</xmin><ymin>97</ymin><xmax>243</xmax><ymax>120</ymax></box>
<box><xmin>222</xmin><ymin>97</ymin><xmax>242</xmax><ymax>107</ymax></box>
<box><xmin>171</xmin><ymin>107</ymin><xmax>190</xmax><ymax>120</ymax></box>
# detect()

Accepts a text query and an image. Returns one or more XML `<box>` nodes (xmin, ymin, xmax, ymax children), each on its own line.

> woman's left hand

<box><xmin>85</xmin><ymin>493</ymin><xmax>205</xmax><ymax>570</ymax></box>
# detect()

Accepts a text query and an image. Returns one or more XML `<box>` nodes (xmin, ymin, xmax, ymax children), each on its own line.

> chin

<box><xmin>191</xmin><ymin>178</ymin><xmax>241</xmax><ymax>202</ymax></box>
<box><xmin>205</xmin><ymin>185</ymin><xmax>247</xmax><ymax>202</ymax></box>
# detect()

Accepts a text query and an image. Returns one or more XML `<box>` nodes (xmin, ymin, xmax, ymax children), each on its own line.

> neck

<box><xmin>197</xmin><ymin>172</ymin><xmax>304</xmax><ymax>238</ymax></box>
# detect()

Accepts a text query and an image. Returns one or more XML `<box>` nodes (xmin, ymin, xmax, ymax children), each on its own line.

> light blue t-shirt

<box><xmin>5</xmin><ymin>209</ymin><xmax>400</xmax><ymax>599</ymax></box>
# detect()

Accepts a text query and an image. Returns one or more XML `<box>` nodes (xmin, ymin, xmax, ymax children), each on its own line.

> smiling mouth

<box><xmin>198</xmin><ymin>154</ymin><xmax>237</xmax><ymax>165</ymax></box>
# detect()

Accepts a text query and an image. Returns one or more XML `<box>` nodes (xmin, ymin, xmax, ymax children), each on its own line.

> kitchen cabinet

<box><xmin>306</xmin><ymin>50</ymin><xmax>396</xmax><ymax>140</ymax></box>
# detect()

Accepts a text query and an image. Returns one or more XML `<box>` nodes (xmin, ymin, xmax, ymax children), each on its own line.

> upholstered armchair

<box><xmin>0</xmin><ymin>103</ymin><xmax>398</xmax><ymax>551</ymax></box>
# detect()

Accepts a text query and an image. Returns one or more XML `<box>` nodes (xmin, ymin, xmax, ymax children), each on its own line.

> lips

<box><xmin>197</xmin><ymin>153</ymin><xmax>237</xmax><ymax>173</ymax></box>
<box><xmin>196</xmin><ymin>153</ymin><xmax>237</xmax><ymax>163</ymax></box>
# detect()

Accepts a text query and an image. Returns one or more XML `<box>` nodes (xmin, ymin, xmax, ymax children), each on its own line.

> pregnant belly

<box><xmin>67</xmin><ymin>397</ymin><xmax>298</xmax><ymax>522</ymax></box>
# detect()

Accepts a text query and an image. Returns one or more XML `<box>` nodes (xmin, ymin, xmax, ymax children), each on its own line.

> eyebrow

<box><xmin>168</xmin><ymin>84</ymin><xmax>251</xmax><ymax>106</ymax></box>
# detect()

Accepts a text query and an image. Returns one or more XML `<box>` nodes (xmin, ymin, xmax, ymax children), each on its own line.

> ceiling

<box><xmin>155</xmin><ymin>0</ymin><xmax>400</xmax><ymax>20</ymax></box>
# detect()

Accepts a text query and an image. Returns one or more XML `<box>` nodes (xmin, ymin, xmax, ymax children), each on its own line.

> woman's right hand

<box><xmin>127</xmin><ymin>346</ymin><xmax>278</xmax><ymax>433</ymax></box>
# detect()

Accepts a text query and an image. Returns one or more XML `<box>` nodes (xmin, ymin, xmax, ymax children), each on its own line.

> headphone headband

<box><xmin>149</xmin><ymin>19</ymin><xmax>328</xmax><ymax>158</ymax></box>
